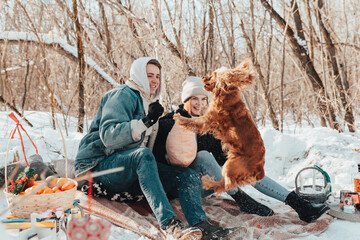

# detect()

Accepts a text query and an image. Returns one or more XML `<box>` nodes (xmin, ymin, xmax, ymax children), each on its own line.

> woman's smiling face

<box><xmin>187</xmin><ymin>94</ymin><xmax>208</xmax><ymax>116</ymax></box>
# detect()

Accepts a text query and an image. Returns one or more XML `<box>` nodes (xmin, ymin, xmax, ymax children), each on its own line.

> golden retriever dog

<box><xmin>173</xmin><ymin>59</ymin><xmax>265</xmax><ymax>194</ymax></box>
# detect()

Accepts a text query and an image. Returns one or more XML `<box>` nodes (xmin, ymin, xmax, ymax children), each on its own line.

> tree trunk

<box><xmin>339</xmin><ymin>65</ymin><xmax>355</xmax><ymax>132</ymax></box>
<box><xmin>291</xmin><ymin>0</ymin><xmax>306</xmax><ymax>40</ymax></box>
<box><xmin>73</xmin><ymin>0</ymin><xmax>85</xmax><ymax>133</ymax></box>
<box><xmin>316</xmin><ymin>0</ymin><xmax>355</xmax><ymax>132</ymax></box>
<box><xmin>250</xmin><ymin>0</ymin><xmax>258</xmax><ymax>118</ymax></box>
<box><xmin>305</xmin><ymin>0</ymin><xmax>315</xmax><ymax>61</ymax></box>
<box><xmin>280</xmin><ymin>29</ymin><xmax>286</xmax><ymax>133</ymax></box>
<box><xmin>206</xmin><ymin>0</ymin><xmax>215</xmax><ymax>70</ymax></box>
<box><xmin>200</xmin><ymin>1</ymin><xmax>208</xmax><ymax>73</ymax></box>
<box><xmin>21</xmin><ymin>60</ymin><xmax>30</xmax><ymax>111</ymax></box>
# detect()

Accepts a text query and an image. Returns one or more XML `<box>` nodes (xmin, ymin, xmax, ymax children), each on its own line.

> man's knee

<box><xmin>135</xmin><ymin>147</ymin><xmax>153</xmax><ymax>156</ymax></box>
<box><xmin>134</xmin><ymin>147</ymin><xmax>156</xmax><ymax>163</ymax></box>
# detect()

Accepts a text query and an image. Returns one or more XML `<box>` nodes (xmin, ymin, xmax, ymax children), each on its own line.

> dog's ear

<box><xmin>213</xmin><ymin>73</ymin><xmax>224</xmax><ymax>96</ymax></box>
<box><xmin>216</xmin><ymin>75</ymin><xmax>233</xmax><ymax>93</ymax></box>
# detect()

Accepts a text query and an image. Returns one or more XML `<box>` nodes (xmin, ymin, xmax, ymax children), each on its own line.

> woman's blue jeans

<box><xmin>189</xmin><ymin>150</ymin><xmax>290</xmax><ymax>202</ymax></box>
<box><xmin>92</xmin><ymin>147</ymin><xmax>207</xmax><ymax>228</ymax></box>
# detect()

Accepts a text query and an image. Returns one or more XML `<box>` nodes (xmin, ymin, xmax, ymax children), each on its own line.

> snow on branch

<box><xmin>1</xmin><ymin>60</ymin><xmax>35</xmax><ymax>74</ymax></box>
<box><xmin>0</xmin><ymin>31</ymin><xmax>119</xmax><ymax>87</ymax></box>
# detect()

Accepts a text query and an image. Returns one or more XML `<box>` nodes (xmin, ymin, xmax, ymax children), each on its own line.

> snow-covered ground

<box><xmin>0</xmin><ymin>111</ymin><xmax>359</xmax><ymax>239</ymax></box>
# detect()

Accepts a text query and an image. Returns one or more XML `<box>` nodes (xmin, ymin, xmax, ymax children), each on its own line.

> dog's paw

<box><xmin>173</xmin><ymin>113</ymin><xmax>186</xmax><ymax>124</ymax></box>
<box><xmin>173</xmin><ymin>113</ymin><xmax>181</xmax><ymax>122</ymax></box>
<box><xmin>173</xmin><ymin>113</ymin><xmax>181</xmax><ymax>120</ymax></box>
<box><xmin>201</xmin><ymin>175</ymin><xmax>215</xmax><ymax>190</ymax></box>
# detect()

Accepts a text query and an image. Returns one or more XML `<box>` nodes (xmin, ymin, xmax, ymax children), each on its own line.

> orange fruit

<box><xmin>24</xmin><ymin>185</ymin><xmax>44</xmax><ymax>195</ymax></box>
<box><xmin>24</xmin><ymin>186</ymin><xmax>36</xmax><ymax>194</ymax></box>
<box><xmin>54</xmin><ymin>178</ymin><xmax>67</xmax><ymax>187</ymax></box>
<box><xmin>45</xmin><ymin>176</ymin><xmax>58</xmax><ymax>184</ymax></box>
<box><xmin>57</xmin><ymin>178</ymin><xmax>68</xmax><ymax>184</ymax></box>
<box><xmin>61</xmin><ymin>181</ymin><xmax>76</xmax><ymax>191</ymax></box>
<box><xmin>37</xmin><ymin>188</ymin><xmax>45</xmax><ymax>194</ymax></box>
<box><xmin>41</xmin><ymin>186</ymin><xmax>54</xmax><ymax>194</ymax></box>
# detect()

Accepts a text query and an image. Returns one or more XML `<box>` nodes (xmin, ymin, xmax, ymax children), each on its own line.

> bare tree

<box><xmin>232</xmin><ymin>1</ymin><xmax>279</xmax><ymax>130</ymax></box>
<box><xmin>259</xmin><ymin>0</ymin><xmax>341</xmax><ymax>132</ymax></box>
<box><xmin>315</xmin><ymin>0</ymin><xmax>355</xmax><ymax>132</ymax></box>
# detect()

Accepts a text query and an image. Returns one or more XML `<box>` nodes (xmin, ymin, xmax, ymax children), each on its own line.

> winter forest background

<box><xmin>1</xmin><ymin>1</ymin><xmax>360</xmax><ymax>239</ymax></box>
<box><xmin>0</xmin><ymin>0</ymin><xmax>359</xmax><ymax>134</ymax></box>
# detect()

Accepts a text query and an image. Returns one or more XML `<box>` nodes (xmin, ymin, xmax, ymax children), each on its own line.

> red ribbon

<box><xmin>87</xmin><ymin>172</ymin><xmax>93</xmax><ymax>216</ymax></box>
<box><xmin>8</xmin><ymin>112</ymin><xmax>38</xmax><ymax>167</ymax></box>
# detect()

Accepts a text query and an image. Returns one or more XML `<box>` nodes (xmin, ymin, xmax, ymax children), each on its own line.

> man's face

<box><xmin>146</xmin><ymin>64</ymin><xmax>160</xmax><ymax>96</ymax></box>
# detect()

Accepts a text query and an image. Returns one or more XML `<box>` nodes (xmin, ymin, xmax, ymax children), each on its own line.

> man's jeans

<box><xmin>93</xmin><ymin>147</ymin><xmax>207</xmax><ymax>228</ymax></box>
<box><xmin>189</xmin><ymin>150</ymin><xmax>290</xmax><ymax>202</ymax></box>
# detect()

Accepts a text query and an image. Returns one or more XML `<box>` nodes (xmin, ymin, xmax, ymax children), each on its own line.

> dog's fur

<box><xmin>173</xmin><ymin>59</ymin><xmax>265</xmax><ymax>194</ymax></box>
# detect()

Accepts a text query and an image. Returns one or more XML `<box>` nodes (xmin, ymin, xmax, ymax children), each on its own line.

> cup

<box><xmin>340</xmin><ymin>190</ymin><xmax>351</xmax><ymax>203</ymax></box>
<box><xmin>343</xmin><ymin>205</ymin><xmax>355</xmax><ymax>214</ymax></box>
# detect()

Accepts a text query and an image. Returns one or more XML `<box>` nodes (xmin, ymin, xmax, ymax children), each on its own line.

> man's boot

<box><xmin>194</xmin><ymin>220</ymin><xmax>244</xmax><ymax>240</ymax></box>
<box><xmin>164</xmin><ymin>218</ymin><xmax>203</xmax><ymax>240</ymax></box>
<box><xmin>231</xmin><ymin>189</ymin><xmax>274</xmax><ymax>216</ymax></box>
<box><xmin>285</xmin><ymin>191</ymin><xmax>330</xmax><ymax>223</ymax></box>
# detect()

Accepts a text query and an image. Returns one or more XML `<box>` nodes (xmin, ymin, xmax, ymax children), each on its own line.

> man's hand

<box><xmin>142</xmin><ymin>100</ymin><xmax>164</xmax><ymax>127</ymax></box>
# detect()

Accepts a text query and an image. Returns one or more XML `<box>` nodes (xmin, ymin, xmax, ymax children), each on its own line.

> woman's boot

<box><xmin>194</xmin><ymin>220</ymin><xmax>244</xmax><ymax>240</ymax></box>
<box><xmin>285</xmin><ymin>191</ymin><xmax>330</xmax><ymax>223</ymax></box>
<box><xmin>231</xmin><ymin>189</ymin><xmax>274</xmax><ymax>216</ymax></box>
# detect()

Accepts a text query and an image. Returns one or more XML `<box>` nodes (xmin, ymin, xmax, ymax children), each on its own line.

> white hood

<box><xmin>126</xmin><ymin>57</ymin><xmax>162</xmax><ymax>104</ymax></box>
<box><xmin>126</xmin><ymin>57</ymin><xmax>162</xmax><ymax>146</ymax></box>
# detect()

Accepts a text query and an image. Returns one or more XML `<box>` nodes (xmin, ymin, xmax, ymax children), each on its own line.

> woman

<box><xmin>153</xmin><ymin>76</ymin><xmax>329</xmax><ymax>223</ymax></box>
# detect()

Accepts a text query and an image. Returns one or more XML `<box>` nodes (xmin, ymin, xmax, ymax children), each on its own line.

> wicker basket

<box><xmin>4</xmin><ymin>112</ymin><xmax>77</xmax><ymax>218</ymax></box>
<box><xmin>4</xmin><ymin>179</ymin><xmax>77</xmax><ymax>218</ymax></box>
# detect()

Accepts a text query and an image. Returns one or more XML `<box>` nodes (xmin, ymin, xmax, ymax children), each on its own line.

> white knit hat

<box><xmin>181</xmin><ymin>76</ymin><xmax>211</xmax><ymax>103</ymax></box>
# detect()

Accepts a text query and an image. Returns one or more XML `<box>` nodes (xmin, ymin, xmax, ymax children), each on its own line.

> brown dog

<box><xmin>173</xmin><ymin>59</ymin><xmax>265</xmax><ymax>194</ymax></box>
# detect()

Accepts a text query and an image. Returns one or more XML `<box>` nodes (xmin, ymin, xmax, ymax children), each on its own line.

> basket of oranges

<box><xmin>4</xmin><ymin>112</ymin><xmax>78</xmax><ymax>218</ymax></box>
<box><xmin>5</xmin><ymin>174</ymin><xmax>77</xmax><ymax>218</ymax></box>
